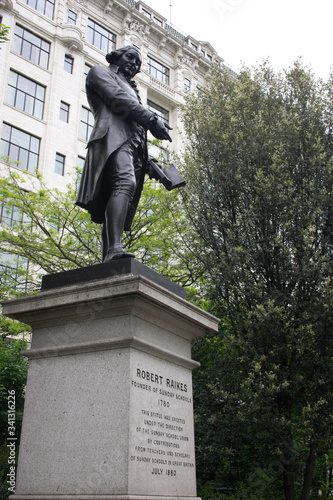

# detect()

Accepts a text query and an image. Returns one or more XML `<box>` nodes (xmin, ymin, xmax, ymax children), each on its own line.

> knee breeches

<box><xmin>105</xmin><ymin>142</ymin><xmax>142</xmax><ymax>199</ymax></box>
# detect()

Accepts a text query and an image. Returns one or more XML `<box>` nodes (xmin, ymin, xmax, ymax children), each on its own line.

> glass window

<box><xmin>76</xmin><ymin>156</ymin><xmax>85</xmax><ymax>190</ymax></box>
<box><xmin>191</xmin><ymin>42</ymin><xmax>197</xmax><ymax>51</ymax></box>
<box><xmin>77</xmin><ymin>156</ymin><xmax>85</xmax><ymax>170</ymax></box>
<box><xmin>79</xmin><ymin>107</ymin><xmax>94</xmax><ymax>142</ymax></box>
<box><xmin>147</xmin><ymin>100</ymin><xmax>169</xmax><ymax>124</ymax></box>
<box><xmin>21</xmin><ymin>0</ymin><xmax>55</xmax><ymax>19</ymax></box>
<box><xmin>0</xmin><ymin>123</ymin><xmax>40</xmax><ymax>172</ymax></box>
<box><xmin>6</xmin><ymin>70</ymin><xmax>45</xmax><ymax>119</ymax></box>
<box><xmin>64</xmin><ymin>54</ymin><xmax>74</xmax><ymax>74</ymax></box>
<box><xmin>147</xmin><ymin>56</ymin><xmax>170</xmax><ymax>85</ymax></box>
<box><xmin>55</xmin><ymin>153</ymin><xmax>65</xmax><ymax>175</ymax></box>
<box><xmin>184</xmin><ymin>77</ymin><xmax>191</xmax><ymax>92</ymax></box>
<box><xmin>147</xmin><ymin>141</ymin><xmax>169</xmax><ymax>163</ymax></box>
<box><xmin>0</xmin><ymin>251</ymin><xmax>29</xmax><ymax>294</ymax></box>
<box><xmin>153</xmin><ymin>17</ymin><xmax>163</xmax><ymax>27</ymax></box>
<box><xmin>87</xmin><ymin>18</ymin><xmax>116</xmax><ymax>53</ymax></box>
<box><xmin>0</xmin><ymin>202</ymin><xmax>22</xmax><ymax>227</ymax></box>
<box><xmin>67</xmin><ymin>9</ymin><xmax>77</xmax><ymax>25</ymax></box>
<box><xmin>142</xmin><ymin>8</ymin><xmax>151</xmax><ymax>19</ymax></box>
<box><xmin>59</xmin><ymin>101</ymin><xmax>69</xmax><ymax>122</ymax></box>
<box><xmin>13</xmin><ymin>25</ymin><xmax>50</xmax><ymax>69</ymax></box>
<box><xmin>83</xmin><ymin>63</ymin><xmax>92</xmax><ymax>88</ymax></box>
<box><xmin>207</xmin><ymin>53</ymin><xmax>212</xmax><ymax>61</ymax></box>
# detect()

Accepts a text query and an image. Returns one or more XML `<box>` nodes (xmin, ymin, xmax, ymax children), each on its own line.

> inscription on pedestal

<box><xmin>129</xmin><ymin>357</ymin><xmax>197</xmax><ymax>496</ymax></box>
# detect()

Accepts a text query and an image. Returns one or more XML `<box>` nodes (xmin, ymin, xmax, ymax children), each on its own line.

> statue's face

<box><xmin>117</xmin><ymin>48</ymin><xmax>142</xmax><ymax>79</ymax></box>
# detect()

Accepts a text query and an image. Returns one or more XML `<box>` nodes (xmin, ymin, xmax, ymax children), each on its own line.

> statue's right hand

<box><xmin>148</xmin><ymin>116</ymin><xmax>172</xmax><ymax>142</ymax></box>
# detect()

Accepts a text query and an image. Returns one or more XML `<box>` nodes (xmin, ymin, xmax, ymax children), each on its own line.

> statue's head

<box><xmin>106</xmin><ymin>45</ymin><xmax>142</xmax><ymax>78</ymax></box>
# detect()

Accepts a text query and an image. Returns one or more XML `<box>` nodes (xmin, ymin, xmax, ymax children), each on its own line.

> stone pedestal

<box><xmin>2</xmin><ymin>262</ymin><xmax>219</xmax><ymax>499</ymax></box>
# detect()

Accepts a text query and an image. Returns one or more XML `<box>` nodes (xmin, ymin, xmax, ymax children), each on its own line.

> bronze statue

<box><xmin>76</xmin><ymin>45</ymin><xmax>173</xmax><ymax>262</ymax></box>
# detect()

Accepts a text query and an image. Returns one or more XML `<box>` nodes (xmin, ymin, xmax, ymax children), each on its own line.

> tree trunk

<box><xmin>283</xmin><ymin>462</ymin><xmax>296</xmax><ymax>500</ymax></box>
<box><xmin>300</xmin><ymin>442</ymin><xmax>317</xmax><ymax>500</ymax></box>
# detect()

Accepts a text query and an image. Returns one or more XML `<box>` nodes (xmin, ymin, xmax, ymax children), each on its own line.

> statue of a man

<box><xmin>76</xmin><ymin>45</ymin><xmax>172</xmax><ymax>262</ymax></box>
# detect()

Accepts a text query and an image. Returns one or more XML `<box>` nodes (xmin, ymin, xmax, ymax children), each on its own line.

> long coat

<box><xmin>76</xmin><ymin>64</ymin><xmax>154</xmax><ymax>229</ymax></box>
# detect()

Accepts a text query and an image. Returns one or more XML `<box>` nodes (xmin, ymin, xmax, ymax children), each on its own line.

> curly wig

<box><xmin>105</xmin><ymin>45</ymin><xmax>142</xmax><ymax>74</ymax></box>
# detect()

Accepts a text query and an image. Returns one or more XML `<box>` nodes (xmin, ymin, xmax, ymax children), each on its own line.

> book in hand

<box><xmin>148</xmin><ymin>159</ymin><xmax>186</xmax><ymax>191</ymax></box>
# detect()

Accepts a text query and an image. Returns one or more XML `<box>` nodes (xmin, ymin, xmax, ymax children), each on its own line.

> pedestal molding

<box><xmin>21</xmin><ymin>335</ymin><xmax>200</xmax><ymax>369</ymax></box>
<box><xmin>2</xmin><ymin>274</ymin><xmax>219</xmax><ymax>335</ymax></box>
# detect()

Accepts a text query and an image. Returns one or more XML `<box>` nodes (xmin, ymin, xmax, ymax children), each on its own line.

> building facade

<box><xmin>0</xmin><ymin>0</ymin><xmax>229</xmax><ymax>290</ymax></box>
<box><xmin>0</xmin><ymin>0</ymin><xmax>224</xmax><ymax>191</ymax></box>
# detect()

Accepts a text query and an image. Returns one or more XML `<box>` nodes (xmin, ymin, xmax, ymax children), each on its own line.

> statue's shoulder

<box><xmin>88</xmin><ymin>64</ymin><xmax>117</xmax><ymax>81</ymax></box>
<box><xmin>90</xmin><ymin>64</ymin><xmax>110</xmax><ymax>74</ymax></box>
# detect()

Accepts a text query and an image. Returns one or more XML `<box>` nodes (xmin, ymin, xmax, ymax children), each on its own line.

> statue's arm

<box><xmin>88</xmin><ymin>66</ymin><xmax>153</xmax><ymax>127</ymax></box>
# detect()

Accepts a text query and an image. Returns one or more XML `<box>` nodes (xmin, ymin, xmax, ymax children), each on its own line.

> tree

<box><xmin>0</xmin><ymin>164</ymin><xmax>194</xmax><ymax>297</ymax></box>
<box><xmin>0</xmin><ymin>317</ymin><xmax>29</xmax><ymax>500</ymax></box>
<box><xmin>0</xmin><ymin>24</ymin><xmax>10</xmax><ymax>45</ymax></box>
<box><xmin>181</xmin><ymin>61</ymin><xmax>333</xmax><ymax>499</ymax></box>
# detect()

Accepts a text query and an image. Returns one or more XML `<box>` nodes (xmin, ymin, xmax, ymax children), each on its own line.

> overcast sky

<box><xmin>144</xmin><ymin>0</ymin><xmax>333</xmax><ymax>80</ymax></box>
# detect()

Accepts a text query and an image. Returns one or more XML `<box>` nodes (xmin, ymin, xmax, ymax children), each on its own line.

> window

<box><xmin>59</xmin><ymin>101</ymin><xmax>70</xmax><ymax>122</ymax></box>
<box><xmin>87</xmin><ymin>18</ymin><xmax>116</xmax><ymax>53</ymax></box>
<box><xmin>6</xmin><ymin>70</ymin><xmax>45</xmax><ymax>119</ymax></box>
<box><xmin>83</xmin><ymin>63</ymin><xmax>92</xmax><ymax>87</ymax></box>
<box><xmin>0</xmin><ymin>203</ymin><xmax>22</xmax><ymax>227</ymax></box>
<box><xmin>147</xmin><ymin>100</ymin><xmax>169</xmax><ymax>124</ymax></box>
<box><xmin>76</xmin><ymin>156</ymin><xmax>85</xmax><ymax>190</ymax></box>
<box><xmin>79</xmin><ymin>107</ymin><xmax>94</xmax><ymax>141</ymax></box>
<box><xmin>13</xmin><ymin>25</ymin><xmax>50</xmax><ymax>69</ymax></box>
<box><xmin>55</xmin><ymin>153</ymin><xmax>65</xmax><ymax>175</ymax></box>
<box><xmin>153</xmin><ymin>17</ymin><xmax>163</xmax><ymax>27</ymax></box>
<box><xmin>0</xmin><ymin>251</ymin><xmax>29</xmax><ymax>295</ymax></box>
<box><xmin>64</xmin><ymin>54</ymin><xmax>74</xmax><ymax>73</ymax></box>
<box><xmin>148</xmin><ymin>141</ymin><xmax>169</xmax><ymax>163</ymax></box>
<box><xmin>207</xmin><ymin>53</ymin><xmax>212</xmax><ymax>61</ymax></box>
<box><xmin>67</xmin><ymin>9</ymin><xmax>77</xmax><ymax>25</ymax></box>
<box><xmin>147</xmin><ymin>56</ymin><xmax>170</xmax><ymax>85</ymax></box>
<box><xmin>142</xmin><ymin>8</ymin><xmax>151</xmax><ymax>19</ymax></box>
<box><xmin>191</xmin><ymin>43</ymin><xmax>197</xmax><ymax>51</ymax></box>
<box><xmin>184</xmin><ymin>77</ymin><xmax>191</xmax><ymax>92</ymax></box>
<box><xmin>0</xmin><ymin>199</ymin><xmax>31</xmax><ymax>227</ymax></box>
<box><xmin>21</xmin><ymin>0</ymin><xmax>55</xmax><ymax>19</ymax></box>
<box><xmin>77</xmin><ymin>156</ymin><xmax>85</xmax><ymax>170</ymax></box>
<box><xmin>0</xmin><ymin>123</ymin><xmax>40</xmax><ymax>172</ymax></box>
<box><xmin>201</xmin><ymin>49</ymin><xmax>205</xmax><ymax>57</ymax></box>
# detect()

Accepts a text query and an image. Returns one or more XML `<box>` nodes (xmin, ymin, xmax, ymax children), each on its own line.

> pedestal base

<box><xmin>10</xmin><ymin>496</ymin><xmax>201</xmax><ymax>500</ymax></box>
<box><xmin>2</xmin><ymin>264</ymin><xmax>219</xmax><ymax>498</ymax></box>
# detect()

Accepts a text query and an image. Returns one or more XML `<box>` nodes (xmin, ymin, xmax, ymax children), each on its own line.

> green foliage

<box><xmin>0</xmin><ymin>314</ymin><xmax>31</xmax><ymax>341</ymax></box>
<box><xmin>182</xmin><ymin>60</ymin><xmax>333</xmax><ymax>499</ymax></box>
<box><xmin>0</xmin><ymin>24</ymin><xmax>10</xmax><ymax>44</ymax></box>
<box><xmin>0</xmin><ymin>166</ymin><xmax>102</xmax><ymax>296</ymax></box>
<box><xmin>0</xmin><ymin>166</ymin><xmax>194</xmax><ymax>296</ymax></box>
<box><xmin>0</xmin><ymin>337</ymin><xmax>29</xmax><ymax>446</ymax></box>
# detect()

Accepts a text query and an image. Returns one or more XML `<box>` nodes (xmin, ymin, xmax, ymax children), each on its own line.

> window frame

<box><xmin>184</xmin><ymin>76</ymin><xmax>191</xmax><ymax>93</ymax></box>
<box><xmin>6</xmin><ymin>69</ymin><xmax>45</xmax><ymax>119</ymax></box>
<box><xmin>86</xmin><ymin>18</ymin><xmax>116</xmax><ymax>53</ymax></box>
<box><xmin>55</xmin><ymin>152</ymin><xmax>65</xmax><ymax>176</ymax></box>
<box><xmin>64</xmin><ymin>54</ymin><xmax>74</xmax><ymax>74</ymax></box>
<box><xmin>59</xmin><ymin>101</ymin><xmax>70</xmax><ymax>123</ymax></box>
<box><xmin>147</xmin><ymin>56</ymin><xmax>170</xmax><ymax>85</ymax></box>
<box><xmin>147</xmin><ymin>100</ymin><xmax>169</xmax><ymax>124</ymax></box>
<box><xmin>83</xmin><ymin>62</ymin><xmax>92</xmax><ymax>88</ymax></box>
<box><xmin>79</xmin><ymin>106</ymin><xmax>94</xmax><ymax>142</ymax></box>
<box><xmin>21</xmin><ymin>0</ymin><xmax>55</xmax><ymax>20</ymax></box>
<box><xmin>67</xmin><ymin>9</ymin><xmax>77</xmax><ymax>25</ymax></box>
<box><xmin>13</xmin><ymin>24</ymin><xmax>50</xmax><ymax>69</ymax></box>
<box><xmin>0</xmin><ymin>122</ymin><xmax>40</xmax><ymax>173</ymax></box>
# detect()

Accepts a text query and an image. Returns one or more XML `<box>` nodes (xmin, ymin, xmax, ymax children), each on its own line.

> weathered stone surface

<box><xmin>3</xmin><ymin>271</ymin><xmax>219</xmax><ymax>499</ymax></box>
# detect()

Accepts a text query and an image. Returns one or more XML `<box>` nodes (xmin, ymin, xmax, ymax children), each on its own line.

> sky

<box><xmin>144</xmin><ymin>0</ymin><xmax>333</xmax><ymax>80</ymax></box>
